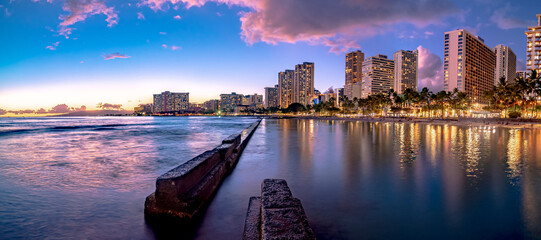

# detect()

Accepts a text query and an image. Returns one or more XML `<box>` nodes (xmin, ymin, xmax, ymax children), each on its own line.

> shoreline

<box><xmin>264</xmin><ymin>115</ymin><xmax>541</xmax><ymax>129</ymax></box>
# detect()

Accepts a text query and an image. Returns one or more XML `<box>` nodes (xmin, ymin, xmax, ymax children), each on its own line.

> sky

<box><xmin>0</xmin><ymin>0</ymin><xmax>539</xmax><ymax>111</ymax></box>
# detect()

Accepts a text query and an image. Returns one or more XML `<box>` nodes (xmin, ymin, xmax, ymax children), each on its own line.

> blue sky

<box><xmin>0</xmin><ymin>0</ymin><xmax>539</xmax><ymax>110</ymax></box>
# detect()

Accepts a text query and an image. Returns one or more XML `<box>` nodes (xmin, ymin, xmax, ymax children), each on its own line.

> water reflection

<box><xmin>507</xmin><ymin>129</ymin><xmax>525</xmax><ymax>185</ymax></box>
<box><xmin>199</xmin><ymin>119</ymin><xmax>541</xmax><ymax>240</ymax></box>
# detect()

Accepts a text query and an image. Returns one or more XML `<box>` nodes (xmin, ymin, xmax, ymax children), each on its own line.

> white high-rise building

<box><xmin>494</xmin><ymin>44</ymin><xmax>517</xmax><ymax>83</ymax></box>
<box><xmin>525</xmin><ymin>14</ymin><xmax>541</xmax><ymax>73</ymax></box>
<box><xmin>361</xmin><ymin>55</ymin><xmax>394</xmax><ymax>98</ymax></box>
<box><xmin>443</xmin><ymin>29</ymin><xmax>495</xmax><ymax>102</ymax></box>
<box><xmin>393</xmin><ymin>50</ymin><xmax>418</xmax><ymax>94</ymax></box>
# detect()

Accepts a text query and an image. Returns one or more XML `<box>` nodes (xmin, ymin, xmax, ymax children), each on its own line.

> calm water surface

<box><xmin>197</xmin><ymin>119</ymin><xmax>541</xmax><ymax>240</ymax></box>
<box><xmin>1</xmin><ymin>117</ymin><xmax>540</xmax><ymax>239</ymax></box>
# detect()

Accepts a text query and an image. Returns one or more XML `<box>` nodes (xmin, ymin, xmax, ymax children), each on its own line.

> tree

<box><xmin>286</xmin><ymin>103</ymin><xmax>306</xmax><ymax>113</ymax></box>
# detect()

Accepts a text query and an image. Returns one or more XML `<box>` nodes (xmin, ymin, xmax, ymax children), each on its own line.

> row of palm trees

<box><xmin>310</xmin><ymin>70</ymin><xmax>540</xmax><ymax>118</ymax></box>
<box><xmin>483</xmin><ymin>71</ymin><xmax>541</xmax><ymax>118</ymax></box>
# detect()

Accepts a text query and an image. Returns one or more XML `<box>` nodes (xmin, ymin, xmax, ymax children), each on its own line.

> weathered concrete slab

<box><xmin>243</xmin><ymin>179</ymin><xmax>316</xmax><ymax>240</ymax></box>
<box><xmin>145</xmin><ymin>119</ymin><xmax>261</xmax><ymax>227</ymax></box>
<box><xmin>242</xmin><ymin>197</ymin><xmax>261</xmax><ymax>240</ymax></box>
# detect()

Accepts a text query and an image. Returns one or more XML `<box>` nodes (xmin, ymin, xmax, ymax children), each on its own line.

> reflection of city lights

<box><xmin>507</xmin><ymin>129</ymin><xmax>525</xmax><ymax>185</ymax></box>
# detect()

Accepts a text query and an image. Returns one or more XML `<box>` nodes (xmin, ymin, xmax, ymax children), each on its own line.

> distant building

<box><xmin>494</xmin><ymin>45</ymin><xmax>517</xmax><ymax>83</ymax></box>
<box><xmin>220</xmin><ymin>92</ymin><xmax>243</xmax><ymax>111</ymax></box>
<box><xmin>203</xmin><ymin>99</ymin><xmax>220</xmax><ymax>111</ymax></box>
<box><xmin>245</xmin><ymin>94</ymin><xmax>263</xmax><ymax>109</ymax></box>
<box><xmin>525</xmin><ymin>14</ymin><xmax>541</xmax><ymax>73</ymax></box>
<box><xmin>335</xmin><ymin>88</ymin><xmax>345</xmax><ymax>107</ymax></box>
<box><xmin>264</xmin><ymin>85</ymin><xmax>279</xmax><ymax>109</ymax></box>
<box><xmin>134</xmin><ymin>103</ymin><xmax>153</xmax><ymax>114</ymax></box>
<box><xmin>335</xmin><ymin>88</ymin><xmax>344</xmax><ymax>99</ymax></box>
<box><xmin>294</xmin><ymin>62</ymin><xmax>315</xmax><ymax>107</ymax></box>
<box><xmin>278</xmin><ymin>70</ymin><xmax>295</xmax><ymax>108</ymax></box>
<box><xmin>444</xmin><ymin>29</ymin><xmax>495</xmax><ymax>102</ymax></box>
<box><xmin>345</xmin><ymin>50</ymin><xmax>364</xmax><ymax>98</ymax></box>
<box><xmin>153</xmin><ymin>91</ymin><xmax>189</xmax><ymax>113</ymax></box>
<box><xmin>361</xmin><ymin>55</ymin><xmax>394</xmax><ymax>98</ymax></box>
<box><xmin>393</xmin><ymin>50</ymin><xmax>418</xmax><ymax>93</ymax></box>
<box><xmin>516</xmin><ymin>70</ymin><xmax>530</xmax><ymax>79</ymax></box>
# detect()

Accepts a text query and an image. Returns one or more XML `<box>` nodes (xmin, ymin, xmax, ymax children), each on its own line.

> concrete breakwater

<box><xmin>243</xmin><ymin>179</ymin><xmax>316</xmax><ymax>240</ymax></box>
<box><xmin>144</xmin><ymin>119</ymin><xmax>261</xmax><ymax>228</ymax></box>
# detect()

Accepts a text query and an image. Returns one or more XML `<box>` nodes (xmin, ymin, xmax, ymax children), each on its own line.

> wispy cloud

<box><xmin>162</xmin><ymin>44</ymin><xmax>181</xmax><ymax>50</ymax></box>
<box><xmin>137</xmin><ymin>12</ymin><xmax>145</xmax><ymax>20</ymax></box>
<box><xmin>173</xmin><ymin>15</ymin><xmax>181</xmax><ymax>19</ymax></box>
<box><xmin>46</xmin><ymin>41</ymin><xmax>60</xmax><ymax>50</ymax></box>
<box><xmin>159</xmin><ymin>31</ymin><xmax>167</xmax><ymax>35</ymax></box>
<box><xmin>490</xmin><ymin>4</ymin><xmax>532</xmax><ymax>29</ymax></box>
<box><xmin>57</xmin><ymin>0</ymin><xmax>118</xmax><ymax>38</ymax></box>
<box><xmin>3</xmin><ymin>6</ymin><xmax>11</xmax><ymax>17</ymax></box>
<box><xmin>138</xmin><ymin>0</ymin><xmax>459</xmax><ymax>53</ymax></box>
<box><xmin>417</xmin><ymin>45</ymin><xmax>443</xmax><ymax>92</ymax></box>
<box><xmin>103</xmin><ymin>52</ymin><xmax>131</xmax><ymax>60</ymax></box>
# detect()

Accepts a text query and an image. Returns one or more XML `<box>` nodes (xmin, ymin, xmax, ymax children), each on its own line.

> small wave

<box><xmin>0</xmin><ymin>124</ymin><xmax>131</xmax><ymax>136</ymax></box>
<box><xmin>0</xmin><ymin>129</ymin><xmax>35</xmax><ymax>136</ymax></box>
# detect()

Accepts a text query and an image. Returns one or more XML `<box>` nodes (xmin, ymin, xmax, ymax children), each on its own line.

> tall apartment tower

<box><xmin>294</xmin><ymin>62</ymin><xmax>315</xmax><ymax>106</ymax></box>
<box><xmin>443</xmin><ymin>29</ymin><xmax>495</xmax><ymax>102</ymax></box>
<box><xmin>494</xmin><ymin>45</ymin><xmax>517</xmax><ymax>83</ymax></box>
<box><xmin>345</xmin><ymin>50</ymin><xmax>364</xmax><ymax>98</ymax></box>
<box><xmin>393</xmin><ymin>50</ymin><xmax>419</xmax><ymax>94</ymax></box>
<box><xmin>264</xmin><ymin>85</ymin><xmax>279</xmax><ymax>108</ymax></box>
<box><xmin>153</xmin><ymin>91</ymin><xmax>189</xmax><ymax>113</ymax></box>
<box><xmin>278</xmin><ymin>70</ymin><xmax>294</xmax><ymax>108</ymax></box>
<box><xmin>361</xmin><ymin>55</ymin><xmax>394</xmax><ymax>98</ymax></box>
<box><xmin>525</xmin><ymin>14</ymin><xmax>541</xmax><ymax>73</ymax></box>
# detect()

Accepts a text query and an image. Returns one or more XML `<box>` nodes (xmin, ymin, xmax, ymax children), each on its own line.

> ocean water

<box><xmin>1</xmin><ymin>117</ymin><xmax>540</xmax><ymax>239</ymax></box>
<box><xmin>0</xmin><ymin>116</ymin><xmax>257</xmax><ymax>239</ymax></box>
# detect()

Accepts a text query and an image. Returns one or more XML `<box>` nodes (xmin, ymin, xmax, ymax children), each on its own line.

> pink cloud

<box><xmin>162</xmin><ymin>44</ymin><xmax>181</xmax><ymax>50</ymax></box>
<box><xmin>159</xmin><ymin>31</ymin><xmax>167</xmax><ymax>35</ymax></box>
<box><xmin>139</xmin><ymin>0</ymin><xmax>458</xmax><ymax>53</ymax></box>
<box><xmin>58</xmin><ymin>0</ymin><xmax>118</xmax><ymax>38</ymax></box>
<box><xmin>417</xmin><ymin>45</ymin><xmax>443</xmax><ymax>92</ymax></box>
<box><xmin>139</xmin><ymin>0</ymin><xmax>257</xmax><ymax>11</ymax></box>
<box><xmin>103</xmin><ymin>52</ymin><xmax>131</xmax><ymax>60</ymax></box>
<box><xmin>137</xmin><ymin>12</ymin><xmax>145</xmax><ymax>20</ymax></box>
<box><xmin>46</xmin><ymin>41</ymin><xmax>60</xmax><ymax>50</ymax></box>
<box><xmin>173</xmin><ymin>15</ymin><xmax>181</xmax><ymax>19</ymax></box>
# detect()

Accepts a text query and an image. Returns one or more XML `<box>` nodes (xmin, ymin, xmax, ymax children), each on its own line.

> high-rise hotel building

<box><xmin>361</xmin><ymin>55</ymin><xmax>394</xmax><ymax>98</ymax></box>
<box><xmin>393</xmin><ymin>50</ymin><xmax>418</xmax><ymax>94</ymax></box>
<box><xmin>493</xmin><ymin>44</ymin><xmax>517</xmax><ymax>83</ymax></box>
<box><xmin>264</xmin><ymin>85</ymin><xmax>279</xmax><ymax>109</ymax></box>
<box><xmin>153</xmin><ymin>91</ymin><xmax>189</xmax><ymax>113</ymax></box>
<box><xmin>294</xmin><ymin>62</ymin><xmax>315</xmax><ymax>106</ymax></box>
<box><xmin>526</xmin><ymin>14</ymin><xmax>541</xmax><ymax>73</ymax></box>
<box><xmin>220</xmin><ymin>92</ymin><xmax>243</xmax><ymax>111</ymax></box>
<box><xmin>345</xmin><ymin>50</ymin><xmax>364</xmax><ymax>98</ymax></box>
<box><xmin>278</xmin><ymin>70</ymin><xmax>294</xmax><ymax>108</ymax></box>
<box><xmin>443</xmin><ymin>29</ymin><xmax>495</xmax><ymax>102</ymax></box>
